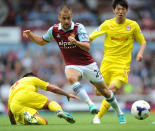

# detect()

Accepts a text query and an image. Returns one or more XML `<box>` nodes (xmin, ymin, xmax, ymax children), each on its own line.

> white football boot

<box><xmin>93</xmin><ymin>116</ymin><xmax>101</xmax><ymax>124</ymax></box>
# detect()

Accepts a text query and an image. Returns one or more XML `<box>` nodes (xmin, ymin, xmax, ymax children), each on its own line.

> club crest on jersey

<box><xmin>140</xmin><ymin>29</ymin><xmax>143</xmax><ymax>34</ymax></box>
<box><xmin>56</xmin><ymin>34</ymin><xmax>60</xmax><ymax>38</ymax></box>
<box><xmin>96</xmin><ymin>26</ymin><xmax>100</xmax><ymax>32</ymax></box>
<box><xmin>71</xmin><ymin>33</ymin><xmax>75</xmax><ymax>37</ymax></box>
<box><xmin>126</xmin><ymin>25</ymin><xmax>131</xmax><ymax>31</ymax></box>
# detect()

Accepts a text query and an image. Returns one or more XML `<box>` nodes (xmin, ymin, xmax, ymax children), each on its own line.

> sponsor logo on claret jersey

<box><xmin>58</xmin><ymin>40</ymin><xmax>77</xmax><ymax>49</ymax></box>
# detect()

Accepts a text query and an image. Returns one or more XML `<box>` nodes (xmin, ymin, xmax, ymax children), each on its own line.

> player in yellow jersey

<box><xmin>89</xmin><ymin>0</ymin><xmax>146</xmax><ymax>124</ymax></box>
<box><xmin>8</xmin><ymin>72</ymin><xmax>79</xmax><ymax>125</ymax></box>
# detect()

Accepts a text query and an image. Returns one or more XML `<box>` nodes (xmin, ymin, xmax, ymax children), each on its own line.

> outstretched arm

<box><xmin>47</xmin><ymin>84</ymin><xmax>79</xmax><ymax>101</ymax></box>
<box><xmin>136</xmin><ymin>42</ymin><xmax>146</xmax><ymax>62</ymax></box>
<box><xmin>8</xmin><ymin>110</ymin><xmax>16</xmax><ymax>125</ymax></box>
<box><xmin>23</xmin><ymin>30</ymin><xmax>48</xmax><ymax>46</ymax></box>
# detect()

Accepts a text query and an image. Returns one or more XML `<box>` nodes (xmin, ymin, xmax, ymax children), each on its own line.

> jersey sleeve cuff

<box><xmin>42</xmin><ymin>36</ymin><xmax>50</xmax><ymax>42</ymax></box>
<box><xmin>81</xmin><ymin>41</ymin><xmax>89</xmax><ymax>43</ymax></box>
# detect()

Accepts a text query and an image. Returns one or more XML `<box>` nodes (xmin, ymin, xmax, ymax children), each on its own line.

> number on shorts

<box><xmin>94</xmin><ymin>69</ymin><xmax>101</xmax><ymax>78</ymax></box>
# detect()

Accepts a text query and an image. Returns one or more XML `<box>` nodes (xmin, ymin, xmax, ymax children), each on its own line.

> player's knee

<box><xmin>67</xmin><ymin>77</ymin><xmax>78</xmax><ymax>85</ymax></box>
<box><xmin>43</xmin><ymin>99</ymin><xmax>50</xmax><ymax>109</ymax></box>
<box><xmin>44</xmin><ymin>119</ymin><xmax>48</xmax><ymax>125</ymax></box>
<box><xmin>109</xmin><ymin>87</ymin><xmax>117</xmax><ymax>94</ymax></box>
<box><xmin>96</xmin><ymin>87</ymin><xmax>110</xmax><ymax>98</ymax></box>
<box><xmin>94</xmin><ymin>88</ymin><xmax>102</xmax><ymax>96</ymax></box>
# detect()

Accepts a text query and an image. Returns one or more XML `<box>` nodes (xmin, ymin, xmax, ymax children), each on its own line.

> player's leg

<box><xmin>43</xmin><ymin>99</ymin><xmax>75</xmax><ymax>124</ymax></box>
<box><xmin>93</xmin><ymin>88</ymin><xmax>110</xmax><ymax>123</ymax></box>
<box><xmin>94</xmin><ymin>63</ymin><xmax>127</xmax><ymax>124</ymax></box>
<box><xmin>23</xmin><ymin>110</ymin><xmax>48</xmax><ymax>125</ymax></box>
<box><xmin>65</xmin><ymin>66</ymin><xmax>98</xmax><ymax>114</ymax></box>
<box><xmin>19</xmin><ymin>90</ymin><xmax>49</xmax><ymax>125</ymax></box>
<box><xmin>34</xmin><ymin>113</ymin><xmax>48</xmax><ymax>125</ymax></box>
<box><xmin>84</xmin><ymin>62</ymin><xmax>125</xmax><ymax>123</ymax></box>
<box><xmin>93</xmin><ymin>80</ymin><xmax>126</xmax><ymax>124</ymax></box>
<box><xmin>106</xmin><ymin>73</ymin><xmax>127</xmax><ymax>124</ymax></box>
<box><xmin>93</xmin><ymin>63</ymin><xmax>111</xmax><ymax>123</ymax></box>
<box><xmin>23</xmin><ymin>95</ymin><xmax>75</xmax><ymax>124</ymax></box>
<box><xmin>9</xmin><ymin>90</ymin><xmax>47</xmax><ymax>125</ymax></box>
<box><xmin>94</xmin><ymin>79</ymin><xmax>124</xmax><ymax>123</ymax></box>
<box><xmin>93</xmin><ymin>84</ymin><xmax>111</xmax><ymax>122</ymax></box>
<box><xmin>93</xmin><ymin>99</ymin><xmax>111</xmax><ymax>124</ymax></box>
<box><xmin>92</xmin><ymin>82</ymin><xmax>124</xmax><ymax>119</ymax></box>
<box><xmin>43</xmin><ymin>99</ymin><xmax>63</xmax><ymax>112</ymax></box>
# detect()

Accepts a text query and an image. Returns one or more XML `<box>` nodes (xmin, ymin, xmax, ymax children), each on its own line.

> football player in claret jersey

<box><xmin>89</xmin><ymin>0</ymin><xmax>146</xmax><ymax>124</ymax></box>
<box><xmin>8</xmin><ymin>72</ymin><xmax>78</xmax><ymax>125</ymax></box>
<box><xmin>23</xmin><ymin>5</ymin><xmax>124</xmax><ymax>119</ymax></box>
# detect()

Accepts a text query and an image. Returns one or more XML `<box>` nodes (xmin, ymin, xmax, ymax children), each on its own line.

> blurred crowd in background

<box><xmin>0</xmin><ymin>0</ymin><xmax>155</xmax><ymax>113</ymax></box>
<box><xmin>1</xmin><ymin>0</ymin><xmax>155</xmax><ymax>28</ymax></box>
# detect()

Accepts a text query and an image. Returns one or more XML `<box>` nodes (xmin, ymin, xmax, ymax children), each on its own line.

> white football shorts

<box><xmin>65</xmin><ymin>62</ymin><xmax>104</xmax><ymax>83</ymax></box>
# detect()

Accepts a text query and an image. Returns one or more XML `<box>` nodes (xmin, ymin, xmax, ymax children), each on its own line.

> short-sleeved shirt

<box><xmin>89</xmin><ymin>18</ymin><xmax>146</xmax><ymax>70</ymax></box>
<box><xmin>43</xmin><ymin>22</ymin><xmax>94</xmax><ymax>65</ymax></box>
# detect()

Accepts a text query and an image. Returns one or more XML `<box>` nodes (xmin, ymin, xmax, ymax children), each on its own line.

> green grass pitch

<box><xmin>0</xmin><ymin>112</ymin><xmax>155</xmax><ymax>131</ymax></box>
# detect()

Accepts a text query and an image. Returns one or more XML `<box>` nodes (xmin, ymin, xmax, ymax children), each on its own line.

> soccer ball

<box><xmin>131</xmin><ymin>100</ymin><xmax>150</xmax><ymax>120</ymax></box>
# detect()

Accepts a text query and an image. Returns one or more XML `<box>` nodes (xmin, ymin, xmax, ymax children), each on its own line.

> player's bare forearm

<box><xmin>68</xmin><ymin>36</ymin><xmax>90</xmax><ymax>51</ymax></box>
<box><xmin>47</xmin><ymin>85</ymin><xmax>79</xmax><ymax>100</ymax></box>
<box><xmin>136</xmin><ymin>42</ymin><xmax>146</xmax><ymax>62</ymax></box>
<box><xmin>47</xmin><ymin>84</ymin><xmax>68</xmax><ymax>95</ymax></box>
<box><xmin>23</xmin><ymin>30</ymin><xmax>47</xmax><ymax>46</ymax></box>
<box><xmin>138</xmin><ymin>42</ymin><xmax>146</xmax><ymax>55</ymax></box>
<box><xmin>28</xmin><ymin>32</ymin><xmax>46</xmax><ymax>45</ymax></box>
<box><xmin>8</xmin><ymin>110</ymin><xmax>16</xmax><ymax>125</ymax></box>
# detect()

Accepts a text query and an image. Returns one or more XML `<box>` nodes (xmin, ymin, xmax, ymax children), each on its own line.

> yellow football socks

<box><xmin>48</xmin><ymin>101</ymin><xmax>63</xmax><ymax>112</ymax></box>
<box><xmin>96</xmin><ymin>99</ymin><xmax>111</xmax><ymax>118</ymax></box>
<box><xmin>32</xmin><ymin>101</ymin><xmax>63</xmax><ymax>125</ymax></box>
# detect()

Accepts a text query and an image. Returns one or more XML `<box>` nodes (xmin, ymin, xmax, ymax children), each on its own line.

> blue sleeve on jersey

<box><xmin>42</xmin><ymin>27</ymin><xmax>53</xmax><ymax>42</ymax></box>
<box><xmin>77</xmin><ymin>24</ymin><xmax>89</xmax><ymax>42</ymax></box>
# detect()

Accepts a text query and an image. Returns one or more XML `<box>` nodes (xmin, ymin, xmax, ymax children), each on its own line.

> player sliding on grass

<box><xmin>8</xmin><ymin>72</ymin><xmax>78</xmax><ymax>125</ymax></box>
<box><xmin>23</xmin><ymin>5</ymin><xmax>124</xmax><ymax>119</ymax></box>
<box><xmin>89</xmin><ymin>0</ymin><xmax>146</xmax><ymax>124</ymax></box>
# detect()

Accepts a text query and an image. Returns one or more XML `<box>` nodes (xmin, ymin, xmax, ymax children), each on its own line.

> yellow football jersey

<box><xmin>89</xmin><ymin>17</ymin><xmax>146</xmax><ymax>68</ymax></box>
<box><xmin>8</xmin><ymin>77</ymin><xmax>49</xmax><ymax>109</ymax></box>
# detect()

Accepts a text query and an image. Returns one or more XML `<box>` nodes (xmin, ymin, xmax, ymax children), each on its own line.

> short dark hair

<box><xmin>112</xmin><ymin>0</ymin><xmax>128</xmax><ymax>9</ymax></box>
<box><xmin>59</xmin><ymin>5</ymin><xmax>72</xmax><ymax>14</ymax></box>
<box><xmin>22</xmin><ymin>72</ymin><xmax>37</xmax><ymax>77</ymax></box>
